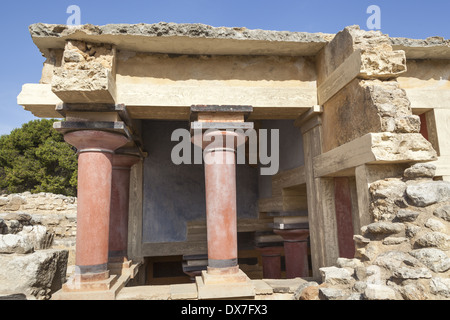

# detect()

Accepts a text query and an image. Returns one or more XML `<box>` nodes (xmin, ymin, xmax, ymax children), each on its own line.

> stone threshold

<box><xmin>115</xmin><ymin>277</ymin><xmax>319</xmax><ymax>301</ymax></box>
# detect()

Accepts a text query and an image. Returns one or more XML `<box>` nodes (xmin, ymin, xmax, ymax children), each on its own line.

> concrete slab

<box><xmin>170</xmin><ymin>283</ymin><xmax>198</xmax><ymax>300</ymax></box>
<box><xmin>52</xmin><ymin>273</ymin><xmax>129</xmax><ymax>300</ymax></box>
<box><xmin>116</xmin><ymin>285</ymin><xmax>171</xmax><ymax>300</ymax></box>
<box><xmin>263</xmin><ymin>278</ymin><xmax>308</xmax><ymax>293</ymax></box>
<box><xmin>251</xmin><ymin>280</ymin><xmax>273</xmax><ymax>295</ymax></box>
<box><xmin>196</xmin><ymin>272</ymin><xmax>255</xmax><ymax>300</ymax></box>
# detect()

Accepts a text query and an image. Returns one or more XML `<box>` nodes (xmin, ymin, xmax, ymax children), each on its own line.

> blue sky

<box><xmin>0</xmin><ymin>0</ymin><xmax>449</xmax><ymax>136</ymax></box>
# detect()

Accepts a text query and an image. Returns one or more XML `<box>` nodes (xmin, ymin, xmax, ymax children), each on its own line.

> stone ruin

<box><xmin>8</xmin><ymin>22</ymin><xmax>450</xmax><ymax>300</ymax></box>
<box><xmin>0</xmin><ymin>193</ymin><xmax>75</xmax><ymax>300</ymax></box>
<box><xmin>0</xmin><ymin>162</ymin><xmax>449</xmax><ymax>300</ymax></box>
<box><xmin>295</xmin><ymin>163</ymin><xmax>450</xmax><ymax>300</ymax></box>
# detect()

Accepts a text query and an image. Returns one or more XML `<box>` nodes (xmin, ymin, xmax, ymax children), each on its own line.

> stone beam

<box><xmin>313</xmin><ymin>132</ymin><xmax>437</xmax><ymax>178</ymax></box>
<box><xmin>317</xmin><ymin>49</ymin><xmax>407</xmax><ymax>105</ymax></box>
<box><xmin>17</xmin><ymin>84</ymin><xmax>63</xmax><ymax>118</ymax></box>
<box><xmin>29</xmin><ymin>23</ymin><xmax>330</xmax><ymax>57</ymax></box>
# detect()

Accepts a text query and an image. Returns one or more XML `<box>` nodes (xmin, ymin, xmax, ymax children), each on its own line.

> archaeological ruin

<box><xmin>3</xmin><ymin>22</ymin><xmax>449</xmax><ymax>300</ymax></box>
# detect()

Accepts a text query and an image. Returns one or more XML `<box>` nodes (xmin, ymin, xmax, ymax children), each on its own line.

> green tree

<box><xmin>0</xmin><ymin>119</ymin><xmax>78</xmax><ymax>196</ymax></box>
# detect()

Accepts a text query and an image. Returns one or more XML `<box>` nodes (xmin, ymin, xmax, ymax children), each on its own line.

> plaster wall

<box><xmin>258</xmin><ymin>120</ymin><xmax>304</xmax><ymax>199</ymax></box>
<box><xmin>397</xmin><ymin>59</ymin><xmax>450</xmax><ymax>111</ymax></box>
<box><xmin>141</xmin><ymin>120</ymin><xmax>259</xmax><ymax>243</ymax></box>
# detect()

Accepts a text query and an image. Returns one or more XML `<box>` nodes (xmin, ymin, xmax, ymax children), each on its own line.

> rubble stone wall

<box><xmin>295</xmin><ymin>163</ymin><xmax>450</xmax><ymax>300</ymax></box>
<box><xmin>0</xmin><ymin>192</ymin><xmax>76</xmax><ymax>265</ymax></box>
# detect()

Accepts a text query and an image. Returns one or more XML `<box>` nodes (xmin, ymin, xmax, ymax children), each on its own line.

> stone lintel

<box><xmin>190</xmin><ymin>121</ymin><xmax>254</xmax><ymax>133</ymax></box>
<box><xmin>314</xmin><ymin>133</ymin><xmax>438</xmax><ymax>178</ymax></box>
<box><xmin>190</xmin><ymin>105</ymin><xmax>253</xmax><ymax>122</ymax></box>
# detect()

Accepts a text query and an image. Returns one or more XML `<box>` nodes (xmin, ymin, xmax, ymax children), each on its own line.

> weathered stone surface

<box><xmin>414</xmin><ymin>231</ymin><xmax>450</xmax><ymax>251</ymax></box>
<box><xmin>4</xmin><ymin>195</ymin><xmax>26</xmax><ymax>211</ymax></box>
<box><xmin>365</xmin><ymin>222</ymin><xmax>405</xmax><ymax>235</ymax></box>
<box><xmin>434</xmin><ymin>205</ymin><xmax>450</xmax><ymax>221</ymax></box>
<box><xmin>391</xmin><ymin>36</ymin><xmax>450</xmax><ymax>60</ymax></box>
<box><xmin>371</xmin><ymin>133</ymin><xmax>437</xmax><ymax>163</ymax></box>
<box><xmin>293</xmin><ymin>281</ymin><xmax>319</xmax><ymax>300</ymax></box>
<box><xmin>0</xmin><ymin>234</ymin><xmax>34</xmax><ymax>254</ymax></box>
<box><xmin>0</xmin><ymin>225</ymin><xmax>53</xmax><ymax>254</ymax></box>
<box><xmin>364</xmin><ymin>284</ymin><xmax>397</xmax><ymax>300</ymax></box>
<box><xmin>393</xmin><ymin>267</ymin><xmax>432</xmax><ymax>280</ymax></box>
<box><xmin>29</xmin><ymin>22</ymin><xmax>330</xmax><ymax>60</ymax></box>
<box><xmin>365</xmin><ymin>265</ymin><xmax>383</xmax><ymax>285</ymax></box>
<box><xmin>116</xmin><ymin>285</ymin><xmax>171</xmax><ymax>300</ymax></box>
<box><xmin>263</xmin><ymin>278</ymin><xmax>307</xmax><ymax>293</ymax></box>
<box><xmin>405</xmin><ymin>225</ymin><xmax>421</xmax><ymax>238</ymax></box>
<box><xmin>319</xmin><ymin>287</ymin><xmax>349</xmax><ymax>300</ymax></box>
<box><xmin>374</xmin><ymin>251</ymin><xmax>421</xmax><ymax>271</ymax></box>
<box><xmin>404</xmin><ymin>163</ymin><xmax>436</xmax><ymax>180</ymax></box>
<box><xmin>382</xmin><ymin>237</ymin><xmax>408</xmax><ymax>245</ymax></box>
<box><xmin>425</xmin><ymin>218</ymin><xmax>447</xmax><ymax>232</ymax></box>
<box><xmin>0</xmin><ymin>249</ymin><xmax>68</xmax><ymax>300</ymax></box>
<box><xmin>395</xmin><ymin>209</ymin><xmax>420</xmax><ymax>222</ymax></box>
<box><xmin>409</xmin><ymin>248</ymin><xmax>450</xmax><ymax>273</ymax></box>
<box><xmin>319</xmin><ymin>266</ymin><xmax>354</xmax><ymax>285</ymax></box>
<box><xmin>370</xmin><ymin>179</ymin><xmax>406</xmax><ymax>200</ymax></box>
<box><xmin>359</xmin><ymin>50</ymin><xmax>407</xmax><ymax>80</ymax></box>
<box><xmin>336</xmin><ymin>258</ymin><xmax>363</xmax><ymax>269</ymax></box>
<box><xmin>406</xmin><ymin>181</ymin><xmax>450</xmax><ymax>207</ymax></box>
<box><xmin>0</xmin><ymin>197</ymin><xmax>8</xmax><ymax>206</ymax></box>
<box><xmin>430</xmin><ymin>277</ymin><xmax>450</xmax><ymax>298</ymax></box>
<box><xmin>399</xmin><ymin>283</ymin><xmax>429</xmax><ymax>300</ymax></box>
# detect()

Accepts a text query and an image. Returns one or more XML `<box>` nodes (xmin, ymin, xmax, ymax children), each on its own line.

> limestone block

<box><xmin>434</xmin><ymin>205</ymin><xmax>450</xmax><ymax>221</ymax></box>
<box><xmin>364</xmin><ymin>284</ymin><xmax>397</xmax><ymax>300</ymax></box>
<box><xmin>409</xmin><ymin>248</ymin><xmax>450</xmax><ymax>273</ymax></box>
<box><xmin>406</xmin><ymin>181</ymin><xmax>450</xmax><ymax>207</ymax></box>
<box><xmin>0</xmin><ymin>249</ymin><xmax>68</xmax><ymax>300</ymax></box>
<box><xmin>319</xmin><ymin>266</ymin><xmax>354</xmax><ymax>285</ymax></box>
<box><xmin>52</xmin><ymin>67</ymin><xmax>116</xmax><ymax>103</ymax></box>
<box><xmin>430</xmin><ymin>277</ymin><xmax>450</xmax><ymax>298</ymax></box>
<box><xmin>0</xmin><ymin>225</ymin><xmax>53</xmax><ymax>254</ymax></box>
<box><xmin>370</xmin><ymin>133</ymin><xmax>437</xmax><ymax>162</ymax></box>
<box><xmin>404</xmin><ymin>163</ymin><xmax>437</xmax><ymax>180</ymax></box>
<box><xmin>364</xmin><ymin>222</ymin><xmax>405</xmax><ymax>235</ymax></box>
<box><xmin>0</xmin><ymin>234</ymin><xmax>34</xmax><ymax>254</ymax></box>
<box><xmin>373</xmin><ymin>251</ymin><xmax>421</xmax><ymax>272</ymax></box>
<box><xmin>52</xmin><ymin>40</ymin><xmax>117</xmax><ymax>103</ymax></box>
<box><xmin>395</xmin><ymin>209</ymin><xmax>420</xmax><ymax>222</ymax></box>
<box><xmin>392</xmin><ymin>267</ymin><xmax>432</xmax><ymax>280</ymax></box>
<box><xmin>425</xmin><ymin>218</ymin><xmax>447</xmax><ymax>233</ymax></box>
<box><xmin>322</xmin><ymin>79</ymin><xmax>422</xmax><ymax>152</ymax></box>
<box><xmin>319</xmin><ymin>287</ymin><xmax>349</xmax><ymax>300</ymax></box>
<box><xmin>414</xmin><ymin>231</ymin><xmax>450</xmax><ymax>251</ymax></box>
<box><xmin>317</xmin><ymin>25</ymin><xmax>406</xmax><ymax>85</ymax></box>
<box><xmin>359</xmin><ymin>49</ymin><xmax>407</xmax><ymax>80</ymax></box>
<box><xmin>0</xmin><ymin>197</ymin><xmax>8</xmax><ymax>206</ymax></box>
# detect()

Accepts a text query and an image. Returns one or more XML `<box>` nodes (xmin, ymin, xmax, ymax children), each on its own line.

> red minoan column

<box><xmin>64</xmin><ymin>130</ymin><xmax>128</xmax><ymax>285</ymax></box>
<box><xmin>108</xmin><ymin>154</ymin><xmax>141</xmax><ymax>265</ymax></box>
<box><xmin>202</xmin><ymin>130</ymin><xmax>245</xmax><ymax>275</ymax></box>
<box><xmin>334</xmin><ymin>177</ymin><xmax>356</xmax><ymax>259</ymax></box>
<box><xmin>273</xmin><ymin>229</ymin><xmax>310</xmax><ymax>279</ymax></box>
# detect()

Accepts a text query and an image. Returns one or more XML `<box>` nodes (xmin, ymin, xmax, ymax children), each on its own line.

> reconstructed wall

<box><xmin>0</xmin><ymin>192</ymin><xmax>77</xmax><ymax>265</ymax></box>
<box><xmin>293</xmin><ymin>163</ymin><xmax>450</xmax><ymax>300</ymax></box>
